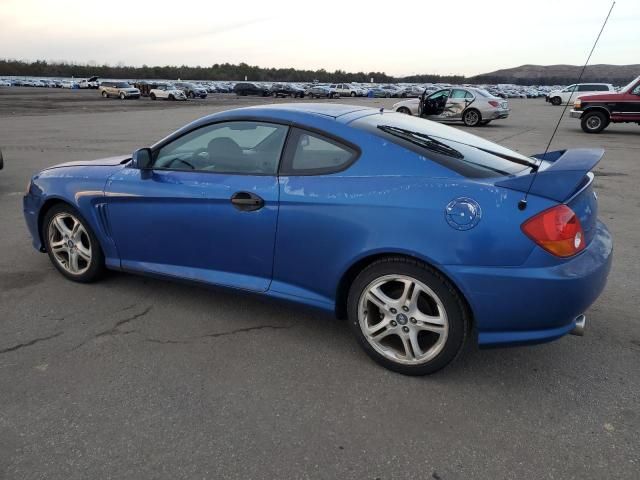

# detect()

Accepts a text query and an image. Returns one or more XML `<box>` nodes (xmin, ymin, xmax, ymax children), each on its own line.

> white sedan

<box><xmin>149</xmin><ymin>84</ymin><xmax>187</xmax><ymax>101</ymax></box>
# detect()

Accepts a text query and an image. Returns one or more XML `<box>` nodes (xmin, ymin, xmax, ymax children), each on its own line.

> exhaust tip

<box><xmin>570</xmin><ymin>314</ymin><xmax>586</xmax><ymax>336</ymax></box>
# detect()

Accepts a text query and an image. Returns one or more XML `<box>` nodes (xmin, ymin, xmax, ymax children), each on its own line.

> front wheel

<box><xmin>43</xmin><ymin>204</ymin><xmax>105</xmax><ymax>283</ymax></box>
<box><xmin>150</xmin><ymin>93</ymin><xmax>156</xmax><ymax>100</ymax></box>
<box><xmin>396</xmin><ymin>107</ymin><xmax>412</xmax><ymax>115</ymax></box>
<box><xmin>101</xmin><ymin>91</ymin><xmax>108</xmax><ymax>98</ymax></box>
<box><xmin>551</xmin><ymin>96</ymin><xmax>562</xmax><ymax>106</ymax></box>
<box><xmin>581</xmin><ymin>111</ymin><xmax>608</xmax><ymax>133</ymax></box>
<box><xmin>347</xmin><ymin>257</ymin><xmax>469</xmax><ymax>375</ymax></box>
<box><xmin>119</xmin><ymin>92</ymin><xmax>125</xmax><ymax>100</ymax></box>
<box><xmin>463</xmin><ymin>109</ymin><xmax>481</xmax><ymax>127</ymax></box>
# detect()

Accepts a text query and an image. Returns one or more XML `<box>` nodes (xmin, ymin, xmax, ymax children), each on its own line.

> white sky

<box><xmin>0</xmin><ymin>0</ymin><xmax>638</xmax><ymax>76</ymax></box>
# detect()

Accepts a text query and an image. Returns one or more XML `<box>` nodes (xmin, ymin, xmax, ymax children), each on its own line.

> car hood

<box><xmin>44</xmin><ymin>155</ymin><xmax>131</xmax><ymax>170</ymax></box>
<box><xmin>576</xmin><ymin>92</ymin><xmax>618</xmax><ymax>101</ymax></box>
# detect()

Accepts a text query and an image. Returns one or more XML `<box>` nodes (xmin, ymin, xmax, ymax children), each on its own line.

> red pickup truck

<box><xmin>570</xmin><ymin>75</ymin><xmax>640</xmax><ymax>133</ymax></box>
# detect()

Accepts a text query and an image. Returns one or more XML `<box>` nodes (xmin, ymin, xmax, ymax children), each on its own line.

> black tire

<box><xmin>463</xmin><ymin>108</ymin><xmax>481</xmax><ymax>127</ymax></box>
<box><xmin>189</xmin><ymin>91</ymin><xmax>195</xmax><ymax>99</ymax></box>
<box><xmin>581</xmin><ymin>111</ymin><xmax>608</xmax><ymax>133</ymax></box>
<box><xmin>168</xmin><ymin>94</ymin><xmax>175</xmax><ymax>101</ymax></box>
<box><xmin>101</xmin><ymin>90</ymin><xmax>108</xmax><ymax>98</ymax></box>
<box><xmin>119</xmin><ymin>92</ymin><xmax>126</xmax><ymax>100</ymax></box>
<box><xmin>347</xmin><ymin>257</ymin><xmax>469</xmax><ymax>375</ymax></box>
<box><xmin>43</xmin><ymin>204</ymin><xmax>105</xmax><ymax>283</ymax></box>
<box><xmin>350</xmin><ymin>91</ymin><xmax>356</xmax><ymax>97</ymax></box>
<box><xmin>550</xmin><ymin>96</ymin><xmax>562</xmax><ymax>106</ymax></box>
<box><xmin>150</xmin><ymin>93</ymin><xmax>156</xmax><ymax>100</ymax></box>
<box><xmin>396</xmin><ymin>107</ymin><xmax>412</xmax><ymax>115</ymax></box>
<box><xmin>272</xmin><ymin>92</ymin><xmax>278</xmax><ymax>97</ymax></box>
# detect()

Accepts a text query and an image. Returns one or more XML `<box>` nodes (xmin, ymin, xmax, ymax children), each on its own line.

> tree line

<box><xmin>0</xmin><ymin>59</ymin><xmax>633</xmax><ymax>85</ymax></box>
<box><xmin>0</xmin><ymin>59</ymin><xmax>466</xmax><ymax>84</ymax></box>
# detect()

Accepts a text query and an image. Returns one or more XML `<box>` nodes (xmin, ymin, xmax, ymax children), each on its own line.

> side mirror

<box><xmin>131</xmin><ymin>148</ymin><xmax>153</xmax><ymax>169</ymax></box>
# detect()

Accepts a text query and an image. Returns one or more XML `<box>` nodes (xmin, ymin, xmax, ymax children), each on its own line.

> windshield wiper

<box><xmin>377</xmin><ymin>125</ymin><xmax>539</xmax><ymax>172</ymax></box>
<box><xmin>377</xmin><ymin>125</ymin><xmax>464</xmax><ymax>159</ymax></box>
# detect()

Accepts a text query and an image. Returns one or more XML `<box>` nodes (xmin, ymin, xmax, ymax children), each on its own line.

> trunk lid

<box><xmin>496</xmin><ymin>148</ymin><xmax>603</xmax><ymax>247</ymax></box>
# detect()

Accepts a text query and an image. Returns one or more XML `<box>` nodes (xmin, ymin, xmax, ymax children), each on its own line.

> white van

<box><xmin>546</xmin><ymin>83</ymin><xmax>615</xmax><ymax>105</ymax></box>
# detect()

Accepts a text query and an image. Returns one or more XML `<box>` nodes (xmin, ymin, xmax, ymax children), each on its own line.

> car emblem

<box><xmin>445</xmin><ymin>197</ymin><xmax>482</xmax><ymax>231</ymax></box>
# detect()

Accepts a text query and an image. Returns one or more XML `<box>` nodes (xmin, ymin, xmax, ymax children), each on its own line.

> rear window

<box><xmin>353</xmin><ymin>113</ymin><xmax>532</xmax><ymax>178</ymax></box>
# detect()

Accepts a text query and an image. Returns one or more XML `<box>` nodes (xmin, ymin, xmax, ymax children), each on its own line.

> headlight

<box><xmin>574</xmin><ymin>99</ymin><xmax>582</xmax><ymax>109</ymax></box>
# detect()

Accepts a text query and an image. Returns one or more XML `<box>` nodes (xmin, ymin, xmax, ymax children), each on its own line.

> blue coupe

<box><xmin>23</xmin><ymin>104</ymin><xmax>612</xmax><ymax>375</ymax></box>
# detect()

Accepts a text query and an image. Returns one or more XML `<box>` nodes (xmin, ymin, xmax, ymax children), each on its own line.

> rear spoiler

<box><xmin>495</xmin><ymin>148</ymin><xmax>604</xmax><ymax>202</ymax></box>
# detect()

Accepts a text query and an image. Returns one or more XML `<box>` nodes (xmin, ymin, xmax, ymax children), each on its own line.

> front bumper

<box><xmin>446</xmin><ymin>220</ymin><xmax>612</xmax><ymax>347</ymax></box>
<box><xmin>570</xmin><ymin>109</ymin><xmax>583</xmax><ymax>119</ymax></box>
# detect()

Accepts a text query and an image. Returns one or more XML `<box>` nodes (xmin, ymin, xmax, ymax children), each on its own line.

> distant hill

<box><xmin>471</xmin><ymin>64</ymin><xmax>640</xmax><ymax>86</ymax></box>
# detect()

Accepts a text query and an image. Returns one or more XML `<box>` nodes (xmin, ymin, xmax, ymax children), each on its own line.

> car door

<box><xmin>105</xmin><ymin>120</ymin><xmax>289</xmax><ymax>292</ymax></box>
<box><xmin>419</xmin><ymin>89</ymin><xmax>451</xmax><ymax>118</ymax></box>
<box><xmin>445</xmin><ymin>89</ymin><xmax>473</xmax><ymax>120</ymax></box>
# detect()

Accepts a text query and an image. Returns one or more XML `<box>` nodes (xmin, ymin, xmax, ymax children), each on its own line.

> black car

<box><xmin>174</xmin><ymin>82</ymin><xmax>208</xmax><ymax>99</ymax></box>
<box><xmin>270</xmin><ymin>83</ymin><xmax>305</xmax><ymax>98</ymax></box>
<box><xmin>233</xmin><ymin>82</ymin><xmax>270</xmax><ymax>96</ymax></box>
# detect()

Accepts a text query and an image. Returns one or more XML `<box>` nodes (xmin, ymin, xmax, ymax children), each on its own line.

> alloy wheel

<box><xmin>47</xmin><ymin>213</ymin><xmax>92</xmax><ymax>275</ymax></box>
<box><xmin>358</xmin><ymin>274</ymin><xmax>448</xmax><ymax>365</ymax></box>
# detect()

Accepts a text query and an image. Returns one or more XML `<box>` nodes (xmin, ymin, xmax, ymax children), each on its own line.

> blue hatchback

<box><xmin>23</xmin><ymin>104</ymin><xmax>612</xmax><ymax>374</ymax></box>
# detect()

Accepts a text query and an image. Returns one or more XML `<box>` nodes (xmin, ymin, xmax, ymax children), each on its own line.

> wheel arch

<box><xmin>582</xmin><ymin>105</ymin><xmax>611</xmax><ymax>119</ymax></box>
<box><xmin>334</xmin><ymin>251</ymin><xmax>474</xmax><ymax>330</ymax></box>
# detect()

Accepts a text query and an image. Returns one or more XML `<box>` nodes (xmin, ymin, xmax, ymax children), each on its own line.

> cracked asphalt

<box><xmin>0</xmin><ymin>89</ymin><xmax>639</xmax><ymax>479</ymax></box>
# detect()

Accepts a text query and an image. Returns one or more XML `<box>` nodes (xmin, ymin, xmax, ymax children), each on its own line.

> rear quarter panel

<box><xmin>271</xmin><ymin>130</ymin><xmax>552</xmax><ymax>306</ymax></box>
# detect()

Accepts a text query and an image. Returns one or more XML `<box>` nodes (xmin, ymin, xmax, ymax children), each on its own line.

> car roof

<box><xmin>235</xmin><ymin>103</ymin><xmax>375</xmax><ymax>120</ymax></box>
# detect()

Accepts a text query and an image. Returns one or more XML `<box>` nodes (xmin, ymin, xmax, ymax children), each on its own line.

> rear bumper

<box><xmin>488</xmin><ymin>109</ymin><xmax>510</xmax><ymax>120</ymax></box>
<box><xmin>570</xmin><ymin>110</ymin><xmax>583</xmax><ymax>119</ymax></box>
<box><xmin>446</xmin><ymin>220</ymin><xmax>612</xmax><ymax>347</ymax></box>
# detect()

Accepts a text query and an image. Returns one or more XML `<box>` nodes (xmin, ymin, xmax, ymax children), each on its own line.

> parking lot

<box><xmin>0</xmin><ymin>88</ymin><xmax>638</xmax><ymax>479</ymax></box>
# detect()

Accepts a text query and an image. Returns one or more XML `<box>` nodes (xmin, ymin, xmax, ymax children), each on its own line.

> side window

<box><xmin>428</xmin><ymin>89</ymin><xmax>450</xmax><ymax>100</ymax></box>
<box><xmin>563</xmin><ymin>85</ymin><xmax>576</xmax><ymax>92</ymax></box>
<box><xmin>450</xmin><ymin>89</ymin><xmax>468</xmax><ymax>99</ymax></box>
<box><xmin>465</xmin><ymin>91</ymin><xmax>474</xmax><ymax>99</ymax></box>
<box><xmin>154</xmin><ymin>121</ymin><xmax>288</xmax><ymax>175</ymax></box>
<box><xmin>578</xmin><ymin>85</ymin><xmax>594</xmax><ymax>92</ymax></box>
<box><xmin>282</xmin><ymin>129</ymin><xmax>357</xmax><ymax>175</ymax></box>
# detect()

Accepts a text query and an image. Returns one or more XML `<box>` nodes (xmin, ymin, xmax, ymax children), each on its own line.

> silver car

<box><xmin>392</xmin><ymin>87</ymin><xmax>510</xmax><ymax>126</ymax></box>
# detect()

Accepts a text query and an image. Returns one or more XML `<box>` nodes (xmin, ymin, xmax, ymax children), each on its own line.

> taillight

<box><xmin>488</xmin><ymin>100</ymin><xmax>500</xmax><ymax>107</ymax></box>
<box><xmin>521</xmin><ymin>205</ymin><xmax>585</xmax><ymax>257</ymax></box>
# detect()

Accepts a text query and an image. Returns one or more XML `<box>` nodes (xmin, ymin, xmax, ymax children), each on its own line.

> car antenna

<box><xmin>517</xmin><ymin>1</ymin><xmax>615</xmax><ymax>211</ymax></box>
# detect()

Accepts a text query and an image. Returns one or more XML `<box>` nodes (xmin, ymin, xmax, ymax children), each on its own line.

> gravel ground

<box><xmin>0</xmin><ymin>88</ymin><xmax>638</xmax><ymax>479</ymax></box>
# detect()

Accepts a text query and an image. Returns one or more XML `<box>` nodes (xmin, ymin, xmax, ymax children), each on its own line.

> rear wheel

<box><xmin>347</xmin><ymin>257</ymin><xmax>469</xmax><ymax>375</ymax></box>
<box><xmin>101</xmin><ymin>91</ymin><xmax>108</xmax><ymax>98</ymax></box>
<box><xmin>168</xmin><ymin>94</ymin><xmax>175</xmax><ymax>101</ymax></box>
<box><xmin>551</xmin><ymin>96</ymin><xmax>562</xmax><ymax>106</ymax></box>
<box><xmin>150</xmin><ymin>93</ymin><xmax>156</xmax><ymax>100</ymax></box>
<box><xmin>396</xmin><ymin>107</ymin><xmax>412</xmax><ymax>115</ymax></box>
<box><xmin>581</xmin><ymin>111</ymin><xmax>608</xmax><ymax>133</ymax></box>
<box><xmin>463</xmin><ymin>109</ymin><xmax>481</xmax><ymax>127</ymax></box>
<box><xmin>189</xmin><ymin>91</ymin><xmax>195</xmax><ymax>99</ymax></box>
<box><xmin>350</xmin><ymin>91</ymin><xmax>356</xmax><ymax>97</ymax></box>
<box><xmin>43</xmin><ymin>204</ymin><xmax>105</xmax><ymax>283</ymax></box>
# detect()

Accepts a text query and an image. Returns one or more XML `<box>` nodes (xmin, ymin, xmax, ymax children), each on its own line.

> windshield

<box><xmin>475</xmin><ymin>88</ymin><xmax>495</xmax><ymax>98</ymax></box>
<box><xmin>353</xmin><ymin>112</ymin><xmax>532</xmax><ymax>178</ymax></box>
<box><xmin>621</xmin><ymin>76</ymin><xmax>640</xmax><ymax>92</ymax></box>
<box><xmin>116</xmin><ymin>82</ymin><xmax>131</xmax><ymax>88</ymax></box>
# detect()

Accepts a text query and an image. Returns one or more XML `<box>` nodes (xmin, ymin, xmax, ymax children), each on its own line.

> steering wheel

<box><xmin>166</xmin><ymin>157</ymin><xmax>195</xmax><ymax>170</ymax></box>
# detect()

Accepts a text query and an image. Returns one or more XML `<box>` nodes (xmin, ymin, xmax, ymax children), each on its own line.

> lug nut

<box><xmin>390</xmin><ymin>308</ymin><xmax>397</xmax><ymax>314</ymax></box>
<box><xmin>390</xmin><ymin>320</ymin><xmax>397</xmax><ymax>327</ymax></box>
<box><xmin>410</xmin><ymin>317</ymin><xmax>417</xmax><ymax>324</ymax></box>
<box><xmin>402</xmin><ymin>306</ymin><xmax>409</xmax><ymax>312</ymax></box>
<box><xmin>402</xmin><ymin>326</ymin><xmax>409</xmax><ymax>333</ymax></box>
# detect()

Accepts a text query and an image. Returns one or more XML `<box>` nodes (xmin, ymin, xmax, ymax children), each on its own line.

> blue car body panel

<box><xmin>23</xmin><ymin>104</ymin><xmax>613</xmax><ymax>347</ymax></box>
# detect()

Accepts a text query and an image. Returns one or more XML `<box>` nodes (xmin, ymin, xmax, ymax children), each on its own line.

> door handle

<box><xmin>230</xmin><ymin>191</ymin><xmax>264</xmax><ymax>211</ymax></box>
